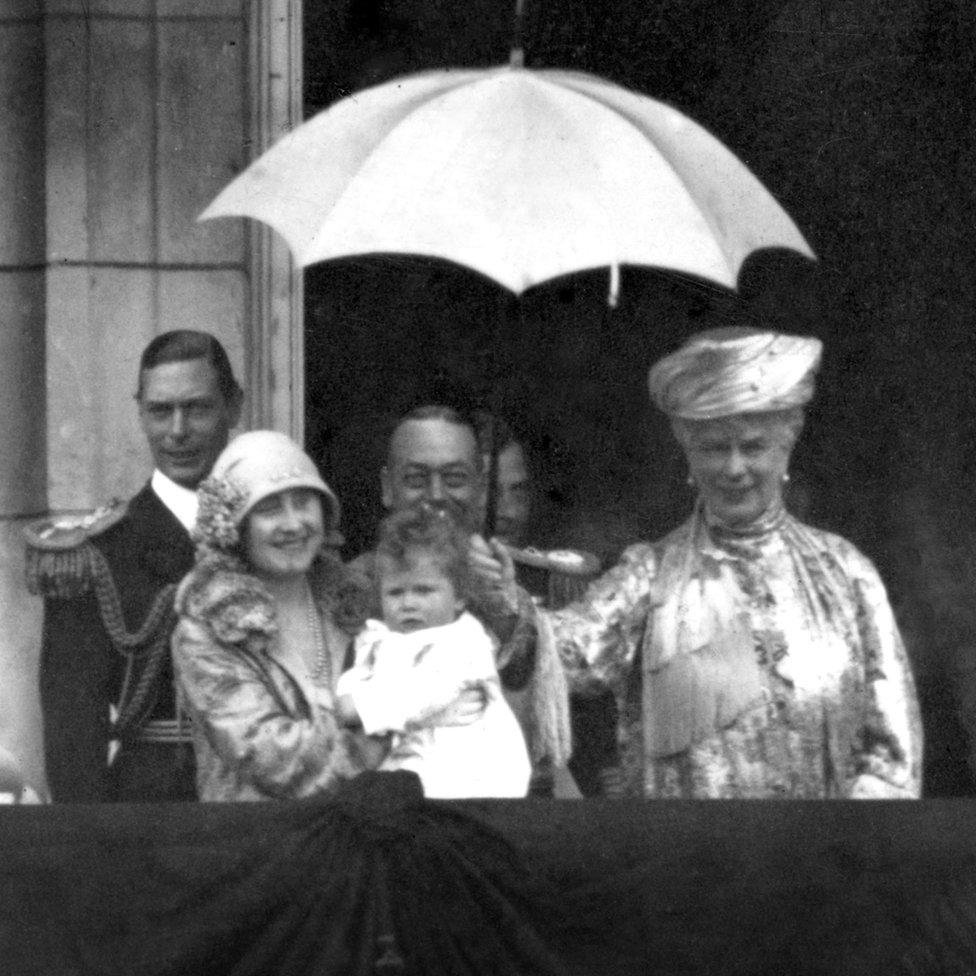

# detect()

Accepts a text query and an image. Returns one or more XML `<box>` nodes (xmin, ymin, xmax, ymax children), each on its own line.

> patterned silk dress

<box><xmin>545</xmin><ymin>505</ymin><xmax>922</xmax><ymax>799</ymax></box>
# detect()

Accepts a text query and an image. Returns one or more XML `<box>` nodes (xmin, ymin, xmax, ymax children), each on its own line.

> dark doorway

<box><xmin>301</xmin><ymin>1</ymin><xmax>976</xmax><ymax>794</ymax></box>
<box><xmin>301</xmin><ymin>1</ymin><xmax>833</xmax><ymax>561</ymax></box>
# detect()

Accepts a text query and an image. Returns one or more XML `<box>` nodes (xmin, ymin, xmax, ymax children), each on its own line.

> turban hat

<box><xmin>647</xmin><ymin>327</ymin><xmax>823</xmax><ymax>420</ymax></box>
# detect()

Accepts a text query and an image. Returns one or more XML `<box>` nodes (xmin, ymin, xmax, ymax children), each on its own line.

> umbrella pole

<box><xmin>510</xmin><ymin>0</ymin><xmax>525</xmax><ymax>67</ymax></box>
<box><xmin>483</xmin><ymin>293</ymin><xmax>520</xmax><ymax>539</ymax></box>
<box><xmin>484</xmin><ymin>407</ymin><xmax>500</xmax><ymax>540</ymax></box>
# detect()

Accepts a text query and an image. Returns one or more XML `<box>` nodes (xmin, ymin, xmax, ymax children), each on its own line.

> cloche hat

<box><xmin>194</xmin><ymin>430</ymin><xmax>340</xmax><ymax>551</ymax></box>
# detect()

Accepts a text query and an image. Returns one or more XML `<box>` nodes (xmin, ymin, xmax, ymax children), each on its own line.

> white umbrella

<box><xmin>200</xmin><ymin>64</ymin><xmax>814</xmax><ymax>303</ymax></box>
<box><xmin>201</xmin><ymin>61</ymin><xmax>816</xmax><ymax>535</ymax></box>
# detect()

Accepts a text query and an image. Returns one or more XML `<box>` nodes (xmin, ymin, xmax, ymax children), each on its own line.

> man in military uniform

<box><xmin>31</xmin><ymin>330</ymin><xmax>242</xmax><ymax>802</ymax></box>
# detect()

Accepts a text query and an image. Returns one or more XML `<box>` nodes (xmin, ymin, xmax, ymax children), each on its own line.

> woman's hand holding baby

<box><xmin>427</xmin><ymin>680</ymin><xmax>489</xmax><ymax>727</ymax></box>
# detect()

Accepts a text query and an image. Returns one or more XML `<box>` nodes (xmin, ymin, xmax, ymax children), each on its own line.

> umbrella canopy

<box><xmin>200</xmin><ymin>64</ymin><xmax>814</xmax><ymax>295</ymax></box>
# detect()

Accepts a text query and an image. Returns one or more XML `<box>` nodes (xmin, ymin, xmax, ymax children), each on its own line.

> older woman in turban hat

<box><xmin>543</xmin><ymin>328</ymin><xmax>922</xmax><ymax>799</ymax></box>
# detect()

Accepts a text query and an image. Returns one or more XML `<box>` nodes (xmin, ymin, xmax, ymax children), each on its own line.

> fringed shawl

<box><xmin>632</xmin><ymin>500</ymin><xmax>924</xmax><ymax>802</ymax></box>
<box><xmin>643</xmin><ymin>504</ymin><xmax>874</xmax><ymax>760</ymax></box>
<box><xmin>525</xmin><ymin>607</ymin><xmax>573</xmax><ymax>768</ymax></box>
<box><xmin>545</xmin><ymin>503</ymin><xmax>920</xmax><ymax>798</ymax></box>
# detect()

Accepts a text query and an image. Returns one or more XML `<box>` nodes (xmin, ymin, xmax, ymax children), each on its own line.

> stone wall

<box><xmin>45</xmin><ymin>0</ymin><xmax>248</xmax><ymax>509</ymax></box>
<box><xmin>0</xmin><ymin>0</ymin><xmax>252</xmax><ymax>794</ymax></box>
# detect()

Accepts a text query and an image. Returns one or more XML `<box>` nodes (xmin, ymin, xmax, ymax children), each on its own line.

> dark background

<box><xmin>301</xmin><ymin>1</ymin><xmax>976</xmax><ymax>791</ymax></box>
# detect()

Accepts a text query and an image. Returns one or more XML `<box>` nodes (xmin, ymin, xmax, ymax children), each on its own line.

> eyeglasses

<box><xmin>397</xmin><ymin>465</ymin><xmax>477</xmax><ymax>491</ymax></box>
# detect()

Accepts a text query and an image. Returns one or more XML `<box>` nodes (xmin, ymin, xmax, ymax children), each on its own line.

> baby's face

<box><xmin>378</xmin><ymin>553</ymin><xmax>463</xmax><ymax>633</ymax></box>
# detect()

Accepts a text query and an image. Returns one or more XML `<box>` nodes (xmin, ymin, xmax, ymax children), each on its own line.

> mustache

<box><xmin>412</xmin><ymin>498</ymin><xmax>481</xmax><ymax>533</ymax></box>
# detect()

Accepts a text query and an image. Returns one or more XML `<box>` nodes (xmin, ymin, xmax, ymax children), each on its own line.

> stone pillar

<box><xmin>45</xmin><ymin>0</ymin><xmax>249</xmax><ymax>509</ymax></box>
<box><xmin>246</xmin><ymin>0</ymin><xmax>304</xmax><ymax>439</ymax></box>
<box><xmin>0</xmin><ymin>1</ymin><xmax>48</xmax><ymax>795</ymax></box>
<box><xmin>0</xmin><ymin>0</ymin><xmax>294</xmax><ymax>799</ymax></box>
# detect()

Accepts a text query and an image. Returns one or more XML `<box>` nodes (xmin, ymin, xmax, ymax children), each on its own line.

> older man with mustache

<box><xmin>350</xmin><ymin>405</ymin><xmax>572</xmax><ymax>792</ymax></box>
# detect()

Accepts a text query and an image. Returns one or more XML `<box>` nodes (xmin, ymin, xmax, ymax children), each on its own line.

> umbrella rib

<box><xmin>542</xmin><ymin>70</ymin><xmax>811</xmax><ymax>268</ymax></box>
<box><xmin>303</xmin><ymin>74</ymin><xmax>492</xmax><ymax>265</ymax></box>
<box><xmin>544</xmin><ymin>79</ymin><xmax>732</xmax><ymax>277</ymax></box>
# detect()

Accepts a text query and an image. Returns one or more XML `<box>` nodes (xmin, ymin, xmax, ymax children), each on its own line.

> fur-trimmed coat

<box><xmin>171</xmin><ymin>552</ymin><xmax>373</xmax><ymax>801</ymax></box>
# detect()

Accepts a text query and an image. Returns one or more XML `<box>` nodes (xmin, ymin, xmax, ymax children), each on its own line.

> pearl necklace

<box><xmin>305</xmin><ymin>581</ymin><xmax>331</xmax><ymax>686</ymax></box>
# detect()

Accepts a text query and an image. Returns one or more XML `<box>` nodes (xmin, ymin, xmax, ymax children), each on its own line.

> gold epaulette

<box><xmin>24</xmin><ymin>499</ymin><xmax>128</xmax><ymax>599</ymax></box>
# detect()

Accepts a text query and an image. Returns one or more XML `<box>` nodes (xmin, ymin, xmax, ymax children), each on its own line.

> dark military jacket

<box><xmin>39</xmin><ymin>483</ymin><xmax>196</xmax><ymax>802</ymax></box>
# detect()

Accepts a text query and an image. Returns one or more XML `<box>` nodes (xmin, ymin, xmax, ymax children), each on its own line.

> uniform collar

<box><xmin>151</xmin><ymin>469</ymin><xmax>199</xmax><ymax>534</ymax></box>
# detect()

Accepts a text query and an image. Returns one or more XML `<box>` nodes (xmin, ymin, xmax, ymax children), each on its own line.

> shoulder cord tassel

<box><xmin>86</xmin><ymin>544</ymin><xmax>179</xmax><ymax>739</ymax></box>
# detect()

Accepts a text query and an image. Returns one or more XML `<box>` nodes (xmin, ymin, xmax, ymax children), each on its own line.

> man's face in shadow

<box><xmin>491</xmin><ymin>441</ymin><xmax>532</xmax><ymax>548</ymax></box>
<box><xmin>381</xmin><ymin>418</ymin><xmax>485</xmax><ymax>532</ymax></box>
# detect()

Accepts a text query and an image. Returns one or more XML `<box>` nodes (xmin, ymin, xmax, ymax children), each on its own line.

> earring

<box><xmin>782</xmin><ymin>473</ymin><xmax>791</xmax><ymax>485</ymax></box>
<box><xmin>686</xmin><ymin>474</ymin><xmax>696</xmax><ymax>488</ymax></box>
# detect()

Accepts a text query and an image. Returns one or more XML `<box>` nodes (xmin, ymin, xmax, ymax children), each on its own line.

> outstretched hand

<box><xmin>467</xmin><ymin>534</ymin><xmax>518</xmax><ymax>612</ymax></box>
<box><xmin>848</xmin><ymin>774</ymin><xmax>911</xmax><ymax>800</ymax></box>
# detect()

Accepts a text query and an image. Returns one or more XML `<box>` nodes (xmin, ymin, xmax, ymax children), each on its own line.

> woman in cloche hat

<box><xmin>170</xmin><ymin>431</ymin><xmax>368</xmax><ymax>800</ymax></box>
<box><xmin>172</xmin><ymin>431</ymin><xmax>480</xmax><ymax>801</ymax></box>
<box><xmin>543</xmin><ymin>327</ymin><xmax>923</xmax><ymax>799</ymax></box>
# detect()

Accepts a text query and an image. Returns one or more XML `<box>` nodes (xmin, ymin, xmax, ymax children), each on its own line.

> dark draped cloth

<box><xmin>5</xmin><ymin>779</ymin><xmax>976</xmax><ymax>975</ymax></box>
<box><xmin>19</xmin><ymin>772</ymin><xmax>583</xmax><ymax>976</ymax></box>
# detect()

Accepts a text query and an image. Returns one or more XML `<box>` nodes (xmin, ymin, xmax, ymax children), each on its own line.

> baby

<box><xmin>336</xmin><ymin>506</ymin><xmax>531</xmax><ymax>799</ymax></box>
